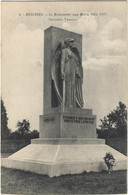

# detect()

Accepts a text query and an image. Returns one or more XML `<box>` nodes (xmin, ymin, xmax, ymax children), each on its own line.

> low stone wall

<box><xmin>106</xmin><ymin>138</ymin><xmax>127</xmax><ymax>156</ymax></box>
<box><xmin>1</xmin><ymin>139</ymin><xmax>31</xmax><ymax>153</ymax></box>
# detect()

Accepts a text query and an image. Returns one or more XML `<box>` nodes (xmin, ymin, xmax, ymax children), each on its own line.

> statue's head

<box><xmin>64</xmin><ymin>38</ymin><xmax>74</xmax><ymax>48</ymax></box>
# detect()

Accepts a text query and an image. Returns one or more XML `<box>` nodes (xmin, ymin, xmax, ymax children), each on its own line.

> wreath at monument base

<box><xmin>103</xmin><ymin>152</ymin><xmax>116</xmax><ymax>174</ymax></box>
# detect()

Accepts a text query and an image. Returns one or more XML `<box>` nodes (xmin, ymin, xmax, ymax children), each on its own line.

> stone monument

<box><xmin>40</xmin><ymin>26</ymin><xmax>97</xmax><ymax>139</ymax></box>
<box><xmin>2</xmin><ymin>26</ymin><xmax>127</xmax><ymax>177</ymax></box>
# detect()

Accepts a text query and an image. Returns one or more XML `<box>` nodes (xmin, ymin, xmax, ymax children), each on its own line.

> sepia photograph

<box><xmin>1</xmin><ymin>0</ymin><xmax>127</xmax><ymax>194</ymax></box>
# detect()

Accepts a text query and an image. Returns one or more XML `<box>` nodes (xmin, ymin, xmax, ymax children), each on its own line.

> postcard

<box><xmin>1</xmin><ymin>1</ymin><xmax>127</xmax><ymax>194</ymax></box>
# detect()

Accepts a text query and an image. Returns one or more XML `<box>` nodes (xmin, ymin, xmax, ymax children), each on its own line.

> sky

<box><xmin>2</xmin><ymin>1</ymin><xmax>127</xmax><ymax>131</ymax></box>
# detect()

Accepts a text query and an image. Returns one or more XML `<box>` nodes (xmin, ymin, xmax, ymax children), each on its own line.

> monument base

<box><xmin>39</xmin><ymin>107</ymin><xmax>97</xmax><ymax>138</ymax></box>
<box><xmin>2</xmin><ymin>138</ymin><xmax>127</xmax><ymax>177</ymax></box>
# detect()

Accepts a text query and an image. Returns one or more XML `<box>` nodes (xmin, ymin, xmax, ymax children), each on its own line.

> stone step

<box><xmin>31</xmin><ymin>138</ymin><xmax>105</xmax><ymax>145</ymax></box>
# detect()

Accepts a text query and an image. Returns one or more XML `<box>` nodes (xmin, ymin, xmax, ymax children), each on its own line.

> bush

<box><xmin>9</xmin><ymin>130</ymin><xmax>39</xmax><ymax>140</ymax></box>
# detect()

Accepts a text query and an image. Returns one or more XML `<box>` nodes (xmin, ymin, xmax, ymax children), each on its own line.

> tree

<box><xmin>1</xmin><ymin>99</ymin><xmax>10</xmax><ymax>139</ymax></box>
<box><xmin>97</xmin><ymin>102</ymin><xmax>127</xmax><ymax>138</ymax></box>
<box><xmin>16</xmin><ymin>119</ymin><xmax>30</xmax><ymax>137</ymax></box>
<box><xmin>30</xmin><ymin>130</ymin><xmax>39</xmax><ymax>138</ymax></box>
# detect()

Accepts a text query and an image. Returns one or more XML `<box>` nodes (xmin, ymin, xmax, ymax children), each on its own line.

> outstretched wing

<box><xmin>51</xmin><ymin>43</ymin><xmax>63</xmax><ymax>105</ymax></box>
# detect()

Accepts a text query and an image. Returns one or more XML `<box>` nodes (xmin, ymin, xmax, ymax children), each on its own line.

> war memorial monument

<box><xmin>2</xmin><ymin>26</ymin><xmax>127</xmax><ymax>177</ymax></box>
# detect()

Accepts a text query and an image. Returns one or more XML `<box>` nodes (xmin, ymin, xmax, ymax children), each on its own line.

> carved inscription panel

<box><xmin>63</xmin><ymin>116</ymin><xmax>95</xmax><ymax>124</ymax></box>
<box><xmin>43</xmin><ymin>115</ymin><xmax>95</xmax><ymax>124</ymax></box>
<box><xmin>44</xmin><ymin>117</ymin><xmax>55</xmax><ymax>122</ymax></box>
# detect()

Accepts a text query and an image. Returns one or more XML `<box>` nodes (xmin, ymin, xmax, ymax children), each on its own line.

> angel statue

<box><xmin>51</xmin><ymin>38</ymin><xmax>84</xmax><ymax>109</ymax></box>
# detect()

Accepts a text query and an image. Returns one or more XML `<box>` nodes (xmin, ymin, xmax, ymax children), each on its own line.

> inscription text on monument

<box><xmin>63</xmin><ymin>116</ymin><xmax>95</xmax><ymax>124</ymax></box>
<box><xmin>44</xmin><ymin>117</ymin><xmax>55</xmax><ymax>122</ymax></box>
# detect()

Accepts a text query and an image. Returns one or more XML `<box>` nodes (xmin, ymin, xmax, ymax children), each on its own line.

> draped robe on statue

<box><xmin>51</xmin><ymin>43</ymin><xmax>84</xmax><ymax>108</ymax></box>
<box><xmin>61</xmin><ymin>47</ymin><xmax>84</xmax><ymax>108</ymax></box>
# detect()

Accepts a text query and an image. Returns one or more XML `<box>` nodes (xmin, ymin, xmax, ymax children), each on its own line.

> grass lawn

<box><xmin>1</xmin><ymin>167</ymin><xmax>127</xmax><ymax>194</ymax></box>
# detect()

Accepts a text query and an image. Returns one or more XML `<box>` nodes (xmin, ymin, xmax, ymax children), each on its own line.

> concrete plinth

<box><xmin>39</xmin><ymin>107</ymin><xmax>97</xmax><ymax>138</ymax></box>
<box><xmin>2</xmin><ymin>139</ymin><xmax>127</xmax><ymax>177</ymax></box>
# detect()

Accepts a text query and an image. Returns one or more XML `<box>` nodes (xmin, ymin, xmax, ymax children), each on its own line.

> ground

<box><xmin>1</xmin><ymin>167</ymin><xmax>127</xmax><ymax>194</ymax></box>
